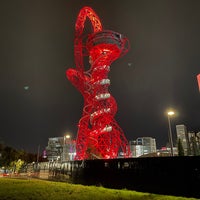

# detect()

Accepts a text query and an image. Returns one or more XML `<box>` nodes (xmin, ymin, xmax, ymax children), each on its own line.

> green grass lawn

<box><xmin>0</xmin><ymin>178</ymin><xmax>197</xmax><ymax>200</ymax></box>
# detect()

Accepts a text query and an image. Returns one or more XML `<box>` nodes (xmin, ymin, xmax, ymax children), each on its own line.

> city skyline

<box><xmin>0</xmin><ymin>0</ymin><xmax>200</xmax><ymax>153</ymax></box>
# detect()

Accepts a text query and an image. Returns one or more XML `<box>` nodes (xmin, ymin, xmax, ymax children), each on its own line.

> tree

<box><xmin>0</xmin><ymin>145</ymin><xmax>37</xmax><ymax>172</ymax></box>
<box><xmin>177</xmin><ymin>138</ymin><xmax>184</xmax><ymax>156</ymax></box>
<box><xmin>10</xmin><ymin>159</ymin><xmax>24</xmax><ymax>173</ymax></box>
<box><xmin>1</xmin><ymin>146</ymin><xmax>18</xmax><ymax>167</ymax></box>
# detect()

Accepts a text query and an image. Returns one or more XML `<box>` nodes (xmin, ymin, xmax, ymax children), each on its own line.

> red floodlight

<box><xmin>66</xmin><ymin>6</ymin><xmax>130</xmax><ymax>160</ymax></box>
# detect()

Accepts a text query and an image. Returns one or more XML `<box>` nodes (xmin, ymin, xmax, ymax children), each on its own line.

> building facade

<box><xmin>176</xmin><ymin>124</ymin><xmax>200</xmax><ymax>156</ymax></box>
<box><xmin>176</xmin><ymin>124</ymin><xmax>190</xmax><ymax>155</ymax></box>
<box><xmin>45</xmin><ymin>137</ymin><xmax>64</xmax><ymax>161</ymax></box>
<box><xmin>188</xmin><ymin>131</ymin><xmax>200</xmax><ymax>156</ymax></box>
<box><xmin>130</xmin><ymin>137</ymin><xmax>157</xmax><ymax>157</ymax></box>
<box><xmin>46</xmin><ymin>136</ymin><xmax>76</xmax><ymax>162</ymax></box>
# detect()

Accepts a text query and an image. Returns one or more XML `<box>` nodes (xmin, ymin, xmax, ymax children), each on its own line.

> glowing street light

<box><xmin>167</xmin><ymin>110</ymin><xmax>175</xmax><ymax>156</ymax></box>
<box><xmin>64</xmin><ymin>134</ymin><xmax>71</xmax><ymax>145</ymax></box>
<box><xmin>168</xmin><ymin>111</ymin><xmax>174</xmax><ymax>116</ymax></box>
<box><xmin>65</xmin><ymin>134</ymin><xmax>71</xmax><ymax>139</ymax></box>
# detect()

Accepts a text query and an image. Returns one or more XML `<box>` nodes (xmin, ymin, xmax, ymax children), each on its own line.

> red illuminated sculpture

<box><xmin>66</xmin><ymin>6</ymin><xmax>130</xmax><ymax>159</ymax></box>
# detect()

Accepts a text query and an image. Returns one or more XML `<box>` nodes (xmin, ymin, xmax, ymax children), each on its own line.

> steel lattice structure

<box><xmin>66</xmin><ymin>6</ymin><xmax>131</xmax><ymax>160</ymax></box>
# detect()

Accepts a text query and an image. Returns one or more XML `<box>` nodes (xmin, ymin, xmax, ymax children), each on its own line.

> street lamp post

<box><xmin>167</xmin><ymin>111</ymin><xmax>174</xmax><ymax>156</ymax></box>
<box><xmin>62</xmin><ymin>134</ymin><xmax>71</xmax><ymax>162</ymax></box>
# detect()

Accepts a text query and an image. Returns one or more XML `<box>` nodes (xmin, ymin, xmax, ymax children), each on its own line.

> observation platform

<box><xmin>86</xmin><ymin>30</ymin><xmax>129</xmax><ymax>59</ymax></box>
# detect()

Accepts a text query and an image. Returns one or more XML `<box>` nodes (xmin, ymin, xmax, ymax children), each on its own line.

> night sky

<box><xmin>0</xmin><ymin>0</ymin><xmax>199</xmax><ymax>154</ymax></box>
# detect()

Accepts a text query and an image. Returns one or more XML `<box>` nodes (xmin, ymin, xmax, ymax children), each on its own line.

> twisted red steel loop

<box><xmin>74</xmin><ymin>6</ymin><xmax>102</xmax><ymax>72</ymax></box>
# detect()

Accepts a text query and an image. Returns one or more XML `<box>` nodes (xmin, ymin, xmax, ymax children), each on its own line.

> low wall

<box><xmin>27</xmin><ymin>156</ymin><xmax>200</xmax><ymax>198</ymax></box>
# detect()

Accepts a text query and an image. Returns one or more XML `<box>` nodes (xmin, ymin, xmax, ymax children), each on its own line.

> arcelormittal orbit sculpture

<box><xmin>66</xmin><ymin>6</ymin><xmax>131</xmax><ymax>160</ymax></box>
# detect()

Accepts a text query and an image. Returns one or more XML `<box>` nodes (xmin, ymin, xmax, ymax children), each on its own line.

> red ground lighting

<box><xmin>66</xmin><ymin>6</ymin><xmax>131</xmax><ymax>160</ymax></box>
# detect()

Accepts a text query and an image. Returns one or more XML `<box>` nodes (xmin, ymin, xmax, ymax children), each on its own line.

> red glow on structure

<box><xmin>66</xmin><ymin>6</ymin><xmax>130</xmax><ymax>160</ymax></box>
<box><xmin>197</xmin><ymin>74</ymin><xmax>200</xmax><ymax>92</ymax></box>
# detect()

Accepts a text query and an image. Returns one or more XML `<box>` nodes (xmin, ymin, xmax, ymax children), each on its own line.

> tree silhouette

<box><xmin>0</xmin><ymin>145</ymin><xmax>36</xmax><ymax>170</ymax></box>
<box><xmin>177</xmin><ymin>138</ymin><xmax>184</xmax><ymax>156</ymax></box>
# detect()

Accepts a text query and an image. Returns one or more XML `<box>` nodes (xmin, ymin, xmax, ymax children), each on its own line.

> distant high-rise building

<box><xmin>45</xmin><ymin>137</ymin><xmax>64</xmax><ymax>161</ymax></box>
<box><xmin>62</xmin><ymin>136</ymin><xmax>76</xmax><ymax>161</ymax></box>
<box><xmin>138</xmin><ymin>137</ymin><xmax>156</xmax><ymax>155</ymax></box>
<box><xmin>129</xmin><ymin>140</ymin><xmax>144</xmax><ymax>157</ymax></box>
<box><xmin>196</xmin><ymin>132</ymin><xmax>200</xmax><ymax>138</ymax></box>
<box><xmin>176</xmin><ymin>124</ymin><xmax>190</xmax><ymax>155</ymax></box>
<box><xmin>129</xmin><ymin>140</ymin><xmax>136</xmax><ymax>157</ymax></box>
<box><xmin>188</xmin><ymin>131</ymin><xmax>195</xmax><ymax>143</ymax></box>
<box><xmin>130</xmin><ymin>137</ymin><xmax>157</xmax><ymax>157</ymax></box>
<box><xmin>45</xmin><ymin>136</ymin><xmax>76</xmax><ymax>162</ymax></box>
<box><xmin>188</xmin><ymin>131</ymin><xmax>200</xmax><ymax>156</ymax></box>
<box><xmin>196</xmin><ymin>132</ymin><xmax>200</xmax><ymax>154</ymax></box>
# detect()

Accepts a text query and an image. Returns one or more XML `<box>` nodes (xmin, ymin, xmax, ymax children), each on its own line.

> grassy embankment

<box><xmin>0</xmin><ymin>178</ymin><xmax>197</xmax><ymax>200</ymax></box>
